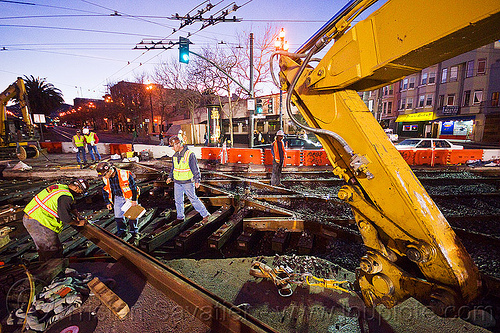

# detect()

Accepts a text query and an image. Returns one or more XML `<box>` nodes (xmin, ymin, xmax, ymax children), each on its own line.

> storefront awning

<box><xmin>395</xmin><ymin>112</ymin><xmax>436</xmax><ymax>123</ymax></box>
<box><xmin>433</xmin><ymin>115</ymin><xmax>476</xmax><ymax>122</ymax></box>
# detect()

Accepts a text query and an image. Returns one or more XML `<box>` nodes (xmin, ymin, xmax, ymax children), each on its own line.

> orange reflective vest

<box><xmin>272</xmin><ymin>140</ymin><xmax>286</xmax><ymax>163</ymax></box>
<box><xmin>102</xmin><ymin>169</ymin><xmax>133</xmax><ymax>203</ymax></box>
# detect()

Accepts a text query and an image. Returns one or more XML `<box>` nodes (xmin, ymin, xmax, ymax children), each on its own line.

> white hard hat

<box><xmin>178</xmin><ymin>130</ymin><xmax>183</xmax><ymax>134</ymax></box>
<box><xmin>276</xmin><ymin>130</ymin><xmax>285</xmax><ymax>136</ymax></box>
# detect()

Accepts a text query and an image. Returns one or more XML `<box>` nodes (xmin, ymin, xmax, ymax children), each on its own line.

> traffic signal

<box><xmin>256</xmin><ymin>98</ymin><xmax>263</xmax><ymax>114</ymax></box>
<box><xmin>179</xmin><ymin>37</ymin><xmax>190</xmax><ymax>64</ymax></box>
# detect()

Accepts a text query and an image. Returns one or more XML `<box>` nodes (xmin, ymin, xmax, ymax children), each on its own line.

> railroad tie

<box><xmin>87</xmin><ymin>277</ymin><xmax>130</xmax><ymax>319</ymax></box>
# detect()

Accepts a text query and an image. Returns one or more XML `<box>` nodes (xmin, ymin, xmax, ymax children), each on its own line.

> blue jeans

<box><xmin>113</xmin><ymin>196</ymin><xmax>138</xmax><ymax>235</ymax></box>
<box><xmin>87</xmin><ymin>144</ymin><xmax>101</xmax><ymax>161</ymax></box>
<box><xmin>76</xmin><ymin>146</ymin><xmax>87</xmax><ymax>164</ymax></box>
<box><xmin>174</xmin><ymin>182</ymin><xmax>209</xmax><ymax>220</ymax></box>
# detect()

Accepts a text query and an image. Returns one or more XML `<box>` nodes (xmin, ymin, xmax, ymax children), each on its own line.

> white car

<box><xmin>395</xmin><ymin>138</ymin><xmax>464</xmax><ymax>150</ymax></box>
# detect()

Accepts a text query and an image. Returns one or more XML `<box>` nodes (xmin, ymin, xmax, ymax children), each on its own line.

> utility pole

<box><xmin>249</xmin><ymin>33</ymin><xmax>254</xmax><ymax>148</ymax></box>
<box><xmin>275</xmin><ymin>28</ymin><xmax>289</xmax><ymax>131</ymax></box>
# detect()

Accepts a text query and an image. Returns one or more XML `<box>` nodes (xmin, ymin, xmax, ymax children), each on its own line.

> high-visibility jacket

<box><xmin>73</xmin><ymin>134</ymin><xmax>85</xmax><ymax>147</ymax></box>
<box><xmin>272</xmin><ymin>140</ymin><xmax>286</xmax><ymax>163</ymax></box>
<box><xmin>84</xmin><ymin>132</ymin><xmax>98</xmax><ymax>145</ymax></box>
<box><xmin>24</xmin><ymin>184</ymin><xmax>74</xmax><ymax>233</ymax></box>
<box><xmin>173</xmin><ymin>150</ymin><xmax>194</xmax><ymax>181</ymax></box>
<box><xmin>102</xmin><ymin>169</ymin><xmax>134</xmax><ymax>203</ymax></box>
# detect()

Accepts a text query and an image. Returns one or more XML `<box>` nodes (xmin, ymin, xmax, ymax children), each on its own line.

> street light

<box><xmin>146</xmin><ymin>82</ymin><xmax>154</xmax><ymax>134</ymax></box>
<box><xmin>274</xmin><ymin>28</ymin><xmax>289</xmax><ymax>131</ymax></box>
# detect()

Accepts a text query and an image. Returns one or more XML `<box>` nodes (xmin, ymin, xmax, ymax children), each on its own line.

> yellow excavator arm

<box><xmin>277</xmin><ymin>0</ymin><xmax>500</xmax><ymax>314</ymax></box>
<box><xmin>0</xmin><ymin>77</ymin><xmax>34</xmax><ymax>146</ymax></box>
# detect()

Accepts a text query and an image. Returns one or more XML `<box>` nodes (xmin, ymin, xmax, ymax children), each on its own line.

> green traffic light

<box><xmin>179</xmin><ymin>37</ymin><xmax>190</xmax><ymax>64</ymax></box>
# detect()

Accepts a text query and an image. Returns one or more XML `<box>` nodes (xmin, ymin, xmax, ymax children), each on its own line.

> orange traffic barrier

<box><xmin>40</xmin><ymin>142</ymin><xmax>62</xmax><ymax>153</ymax></box>
<box><xmin>110</xmin><ymin>144</ymin><xmax>132</xmax><ymax>155</ymax></box>
<box><xmin>302</xmin><ymin>150</ymin><xmax>330</xmax><ymax>166</ymax></box>
<box><xmin>228</xmin><ymin>148</ymin><xmax>262</xmax><ymax>164</ymax></box>
<box><xmin>284</xmin><ymin>149</ymin><xmax>301</xmax><ymax>166</ymax></box>
<box><xmin>263</xmin><ymin>149</ymin><xmax>273</xmax><ymax>165</ymax></box>
<box><xmin>398</xmin><ymin>150</ymin><xmax>416</xmax><ymax>165</ymax></box>
<box><xmin>201</xmin><ymin>147</ymin><xmax>222</xmax><ymax>160</ymax></box>
<box><xmin>448</xmin><ymin>149</ymin><xmax>483</xmax><ymax>165</ymax></box>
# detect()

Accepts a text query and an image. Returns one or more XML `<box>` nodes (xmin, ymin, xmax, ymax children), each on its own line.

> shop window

<box><xmin>477</xmin><ymin>58</ymin><xmax>486</xmax><ymax>75</ymax></box>
<box><xmin>428</xmin><ymin>72</ymin><xmax>436</xmax><ymax>84</ymax></box>
<box><xmin>409</xmin><ymin>77</ymin><xmax>415</xmax><ymax>89</ymax></box>
<box><xmin>421</xmin><ymin>73</ymin><xmax>428</xmax><ymax>85</ymax></box>
<box><xmin>450</xmin><ymin>66</ymin><xmax>458</xmax><ymax>81</ymax></box>
<box><xmin>492</xmin><ymin>92</ymin><xmax>499</xmax><ymax>107</ymax></box>
<box><xmin>441</xmin><ymin>68</ymin><xmax>448</xmax><ymax>83</ymax></box>
<box><xmin>463</xmin><ymin>90</ymin><xmax>471</xmax><ymax>106</ymax></box>
<box><xmin>473</xmin><ymin>90</ymin><xmax>483</xmax><ymax>105</ymax></box>
<box><xmin>407</xmin><ymin>97</ymin><xmax>413</xmax><ymax>109</ymax></box>
<box><xmin>426</xmin><ymin>94</ymin><xmax>433</xmax><ymax>106</ymax></box>
<box><xmin>446</xmin><ymin>94</ymin><xmax>455</xmax><ymax>106</ymax></box>
<box><xmin>466</xmin><ymin>60</ymin><xmax>474</xmax><ymax>78</ymax></box>
<box><xmin>418</xmin><ymin>95</ymin><xmax>425</xmax><ymax>108</ymax></box>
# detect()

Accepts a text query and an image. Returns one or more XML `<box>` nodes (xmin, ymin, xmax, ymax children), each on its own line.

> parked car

<box><xmin>395</xmin><ymin>138</ymin><xmax>463</xmax><ymax>150</ymax></box>
<box><xmin>255</xmin><ymin>135</ymin><xmax>323</xmax><ymax>149</ymax></box>
<box><xmin>384</xmin><ymin>129</ymin><xmax>398</xmax><ymax>142</ymax></box>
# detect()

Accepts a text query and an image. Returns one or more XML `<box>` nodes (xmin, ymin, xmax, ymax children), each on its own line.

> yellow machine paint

<box><xmin>278</xmin><ymin>0</ymin><xmax>500</xmax><ymax>314</ymax></box>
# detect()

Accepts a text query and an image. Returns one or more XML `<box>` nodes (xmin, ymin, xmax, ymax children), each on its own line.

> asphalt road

<box><xmin>44</xmin><ymin>126</ymin><xmax>155</xmax><ymax>144</ymax></box>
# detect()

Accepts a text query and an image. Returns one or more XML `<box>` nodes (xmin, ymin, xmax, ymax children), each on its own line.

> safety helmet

<box><xmin>178</xmin><ymin>129</ymin><xmax>183</xmax><ymax>134</ymax></box>
<box><xmin>71</xmin><ymin>179</ymin><xmax>89</xmax><ymax>192</ymax></box>
<box><xmin>96</xmin><ymin>161</ymin><xmax>112</xmax><ymax>177</ymax></box>
<box><xmin>82</xmin><ymin>128</ymin><xmax>90</xmax><ymax>135</ymax></box>
<box><xmin>169</xmin><ymin>135</ymin><xmax>181</xmax><ymax>146</ymax></box>
<box><xmin>76</xmin><ymin>129</ymin><xmax>81</xmax><ymax>134</ymax></box>
<box><xmin>276</xmin><ymin>130</ymin><xmax>285</xmax><ymax>136</ymax></box>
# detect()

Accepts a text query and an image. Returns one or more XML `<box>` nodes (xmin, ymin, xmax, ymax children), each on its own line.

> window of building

<box><xmin>492</xmin><ymin>92</ymin><xmax>499</xmax><ymax>107</ymax></box>
<box><xmin>441</xmin><ymin>68</ymin><xmax>448</xmax><ymax>83</ymax></box>
<box><xmin>383</xmin><ymin>85</ymin><xmax>393</xmax><ymax>96</ymax></box>
<box><xmin>450</xmin><ymin>66</ymin><xmax>458</xmax><ymax>81</ymax></box>
<box><xmin>426</xmin><ymin>94</ymin><xmax>433</xmax><ymax>106</ymax></box>
<box><xmin>403</xmin><ymin>78</ymin><xmax>408</xmax><ymax>90</ymax></box>
<box><xmin>477</xmin><ymin>58</ymin><xmax>486</xmax><ymax>75</ymax></box>
<box><xmin>368</xmin><ymin>99</ymin><xmax>374</xmax><ymax>111</ymax></box>
<box><xmin>438</xmin><ymin>95</ymin><xmax>445</xmax><ymax>108</ymax></box>
<box><xmin>418</xmin><ymin>95</ymin><xmax>425</xmax><ymax>108</ymax></box>
<box><xmin>409</xmin><ymin>77</ymin><xmax>415</xmax><ymax>89</ymax></box>
<box><xmin>387</xmin><ymin>101</ymin><xmax>392</xmax><ymax>114</ymax></box>
<box><xmin>383</xmin><ymin>102</ymin><xmax>387</xmax><ymax>114</ymax></box>
<box><xmin>447</xmin><ymin>94</ymin><xmax>455</xmax><ymax>106</ymax></box>
<box><xmin>473</xmin><ymin>90</ymin><xmax>483</xmax><ymax>104</ymax></box>
<box><xmin>421</xmin><ymin>73</ymin><xmax>428</xmax><ymax>85</ymax></box>
<box><xmin>400</xmin><ymin>98</ymin><xmax>405</xmax><ymax>110</ymax></box>
<box><xmin>463</xmin><ymin>90</ymin><xmax>471</xmax><ymax>106</ymax></box>
<box><xmin>389</xmin><ymin>85</ymin><xmax>393</xmax><ymax>95</ymax></box>
<box><xmin>407</xmin><ymin>97</ymin><xmax>413</xmax><ymax>109</ymax></box>
<box><xmin>466</xmin><ymin>60</ymin><xmax>474</xmax><ymax>78</ymax></box>
<box><xmin>429</xmin><ymin>72</ymin><xmax>436</xmax><ymax>84</ymax></box>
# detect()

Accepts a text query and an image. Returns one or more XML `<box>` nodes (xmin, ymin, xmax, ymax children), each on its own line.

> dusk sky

<box><xmin>1</xmin><ymin>0</ymin><xmax>381</xmax><ymax>104</ymax></box>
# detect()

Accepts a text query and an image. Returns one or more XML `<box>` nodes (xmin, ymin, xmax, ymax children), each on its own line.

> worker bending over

<box><xmin>23</xmin><ymin>179</ymin><xmax>89</xmax><ymax>261</ymax></box>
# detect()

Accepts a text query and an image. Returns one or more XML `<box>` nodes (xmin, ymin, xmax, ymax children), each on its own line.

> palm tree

<box><xmin>23</xmin><ymin>75</ymin><xmax>64</xmax><ymax>116</ymax></box>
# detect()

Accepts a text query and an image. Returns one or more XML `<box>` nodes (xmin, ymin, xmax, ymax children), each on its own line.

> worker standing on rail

<box><xmin>83</xmin><ymin>127</ymin><xmax>101</xmax><ymax>163</ymax></box>
<box><xmin>271</xmin><ymin>130</ymin><xmax>286</xmax><ymax>186</ymax></box>
<box><xmin>96</xmin><ymin>162</ymin><xmax>141</xmax><ymax>241</ymax></box>
<box><xmin>23</xmin><ymin>179</ymin><xmax>89</xmax><ymax>261</ymax></box>
<box><xmin>166</xmin><ymin>136</ymin><xmax>210</xmax><ymax>224</ymax></box>
<box><xmin>72</xmin><ymin>129</ymin><xmax>87</xmax><ymax>168</ymax></box>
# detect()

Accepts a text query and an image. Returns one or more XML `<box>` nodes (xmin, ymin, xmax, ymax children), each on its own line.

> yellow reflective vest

<box><xmin>73</xmin><ymin>134</ymin><xmax>85</xmax><ymax>147</ymax></box>
<box><xmin>173</xmin><ymin>150</ymin><xmax>194</xmax><ymax>181</ymax></box>
<box><xmin>24</xmin><ymin>184</ymin><xmax>74</xmax><ymax>233</ymax></box>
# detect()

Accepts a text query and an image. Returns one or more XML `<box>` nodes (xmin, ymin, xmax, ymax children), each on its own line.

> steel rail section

<box><xmin>78</xmin><ymin>223</ymin><xmax>278</xmax><ymax>333</ymax></box>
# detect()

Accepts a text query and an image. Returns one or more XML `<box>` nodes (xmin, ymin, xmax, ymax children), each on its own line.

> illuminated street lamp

<box><xmin>146</xmin><ymin>82</ymin><xmax>154</xmax><ymax>134</ymax></box>
<box><xmin>274</xmin><ymin>28</ymin><xmax>289</xmax><ymax>131</ymax></box>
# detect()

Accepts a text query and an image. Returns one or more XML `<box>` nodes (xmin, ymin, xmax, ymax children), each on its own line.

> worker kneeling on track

<box><xmin>166</xmin><ymin>136</ymin><xmax>210</xmax><ymax>224</ymax></box>
<box><xmin>23</xmin><ymin>179</ymin><xmax>89</xmax><ymax>261</ymax></box>
<box><xmin>96</xmin><ymin>161</ymin><xmax>140</xmax><ymax>241</ymax></box>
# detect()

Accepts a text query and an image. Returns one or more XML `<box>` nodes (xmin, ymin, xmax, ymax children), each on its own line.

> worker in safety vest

<box><xmin>72</xmin><ymin>129</ymin><xmax>87</xmax><ymax>168</ymax></box>
<box><xmin>166</xmin><ymin>136</ymin><xmax>210</xmax><ymax>224</ymax></box>
<box><xmin>23</xmin><ymin>179</ymin><xmax>89</xmax><ymax>261</ymax></box>
<box><xmin>96</xmin><ymin>162</ymin><xmax>140</xmax><ymax>240</ymax></box>
<box><xmin>82</xmin><ymin>127</ymin><xmax>101</xmax><ymax>163</ymax></box>
<box><xmin>271</xmin><ymin>130</ymin><xmax>286</xmax><ymax>186</ymax></box>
